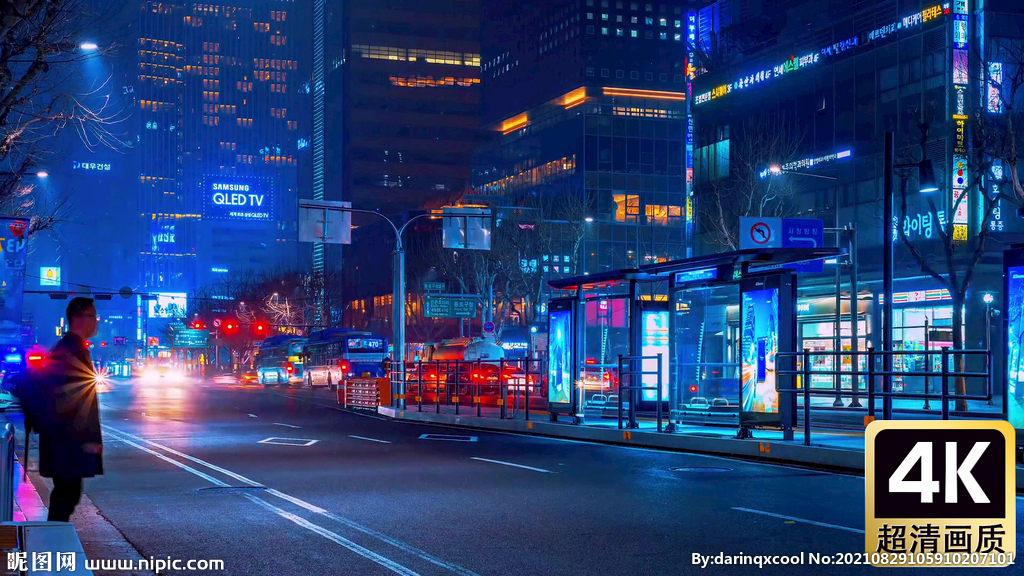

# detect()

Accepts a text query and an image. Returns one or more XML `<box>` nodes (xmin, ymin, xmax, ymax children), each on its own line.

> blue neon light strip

<box><xmin>693</xmin><ymin>4</ymin><xmax>949</xmax><ymax>106</ymax></box>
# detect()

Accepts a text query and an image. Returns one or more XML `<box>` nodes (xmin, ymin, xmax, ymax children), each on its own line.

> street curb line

<box><xmin>377</xmin><ymin>406</ymin><xmax>866</xmax><ymax>474</ymax></box>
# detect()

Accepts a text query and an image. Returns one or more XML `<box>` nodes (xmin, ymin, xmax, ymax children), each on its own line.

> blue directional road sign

<box><xmin>781</xmin><ymin>218</ymin><xmax>825</xmax><ymax>273</ymax></box>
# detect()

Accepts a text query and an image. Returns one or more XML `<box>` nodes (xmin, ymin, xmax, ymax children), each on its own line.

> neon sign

<box><xmin>878</xmin><ymin>289</ymin><xmax>952</xmax><ymax>304</ymax></box>
<box><xmin>951</xmin><ymin>0</ymin><xmax>968</xmax><ymax>245</ymax></box>
<box><xmin>758</xmin><ymin>149</ymin><xmax>851</xmax><ymax>178</ymax></box>
<box><xmin>988</xmin><ymin>62</ymin><xmax>1003</xmax><ymax>113</ymax></box>
<box><xmin>694</xmin><ymin>5</ymin><xmax>948</xmax><ymax>106</ymax></box>
<box><xmin>72</xmin><ymin>161</ymin><xmax>111</xmax><ymax>171</ymax></box>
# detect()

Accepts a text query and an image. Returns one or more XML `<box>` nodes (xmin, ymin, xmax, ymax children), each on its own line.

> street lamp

<box><xmin>584</xmin><ymin>216</ymin><xmax>594</xmax><ymax>223</ymax></box>
<box><xmin>80</xmin><ymin>42</ymin><xmax>98</xmax><ymax>51</ymax></box>
<box><xmin>0</xmin><ymin>171</ymin><xmax>48</xmax><ymax>178</ymax></box>
<box><xmin>882</xmin><ymin>130</ymin><xmax>938</xmax><ymax>419</ymax></box>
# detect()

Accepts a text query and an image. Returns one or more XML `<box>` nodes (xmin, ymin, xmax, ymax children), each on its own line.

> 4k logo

<box><xmin>865</xmin><ymin>421</ymin><xmax>1015</xmax><ymax>567</ymax></box>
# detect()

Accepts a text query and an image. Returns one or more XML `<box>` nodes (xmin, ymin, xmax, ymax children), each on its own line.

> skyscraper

<box><xmin>473</xmin><ymin>0</ymin><xmax>691</xmax><ymax>277</ymax></box>
<box><xmin>320</xmin><ymin>0</ymin><xmax>482</xmax><ymax>214</ymax></box>
<box><xmin>138</xmin><ymin>1</ymin><xmax>308</xmax><ymax>292</ymax></box>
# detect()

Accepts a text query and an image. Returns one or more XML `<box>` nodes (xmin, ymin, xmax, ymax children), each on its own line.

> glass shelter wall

<box><xmin>673</xmin><ymin>284</ymin><xmax>740</xmax><ymax>413</ymax></box>
<box><xmin>581</xmin><ymin>297</ymin><xmax>630</xmax><ymax>412</ymax></box>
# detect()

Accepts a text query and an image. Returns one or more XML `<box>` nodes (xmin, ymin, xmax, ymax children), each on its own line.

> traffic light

<box><xmin>100</xmin><ymin>342</ymin><xmax>107</xmax><ymax>347</ymax></box>
<box><xmin>191</xmin><ymin>319</ymin><xmax>206</xmax><ymax>330</ymax></box>
<box><xmin>253</xmin><ymin>322</ymin><xmax>268</xmax><ymax>338</ymax></box>
<box><xmin>223</xmin><ymin>320</ymin><xmax>238</xmax><ymax>335</ymax></box>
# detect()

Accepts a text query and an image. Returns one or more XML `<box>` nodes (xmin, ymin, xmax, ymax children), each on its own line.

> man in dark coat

<box><xmin>39</xmin><ymin>297</ymin><xmax>103</xmax><ymax>522</ymax></box>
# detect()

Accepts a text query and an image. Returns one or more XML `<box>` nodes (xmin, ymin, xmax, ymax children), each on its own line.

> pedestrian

<box><xmin>39</xmin><ymin>297</ymin><xmax>103</xmax><ymax>523</ymax></box>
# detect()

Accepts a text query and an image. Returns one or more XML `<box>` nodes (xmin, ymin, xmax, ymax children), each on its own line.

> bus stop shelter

<box><xmin>546</xmin><ymin>247</ymin><xmax>842</xmax><ymax>437</ymax></box>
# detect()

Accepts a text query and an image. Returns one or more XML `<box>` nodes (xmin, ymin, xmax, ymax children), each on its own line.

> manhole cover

<box><xmin>669</xmin><ymin>467</ymin><xmax>732</xmax><ymax>473</ymax></box>
<box><xmin>196</xmin><ymin>486</ymin><xmax>267</xmax><ymax>494</ymax></box>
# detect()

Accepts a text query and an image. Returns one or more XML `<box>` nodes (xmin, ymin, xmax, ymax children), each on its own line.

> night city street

<box><xmin>0</xmin><ymin>374</ymin><xmax>1008</xmax><ymax>576</ymax></box>
<box><xmin>4</xmin><ymin>0</ymin><xmax>1024</xmax><ymax>573</ymax></box>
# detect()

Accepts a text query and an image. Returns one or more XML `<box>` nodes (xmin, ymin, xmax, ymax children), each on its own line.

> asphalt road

<box><xmin>56</xmin><ymin>375</ymin><xmax>1018</xmax><ymax>576</ymax></box>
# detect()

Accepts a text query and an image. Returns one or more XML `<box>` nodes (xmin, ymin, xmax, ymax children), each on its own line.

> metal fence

<box><xmin>389</xmin><ymin>359</ymin><xmax>546</xmax><ymax>420</ymax></box>
<box><xmin>778</xmin><ymin>347</ymin><xmax>992</xmax><ymax>446</ymax></box>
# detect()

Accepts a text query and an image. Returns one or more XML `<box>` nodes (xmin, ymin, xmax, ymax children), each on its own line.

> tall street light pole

<box><xmin>882</xmin><ymin>130</ymin><xmax>938</xmax><ymax>419</ymax></box>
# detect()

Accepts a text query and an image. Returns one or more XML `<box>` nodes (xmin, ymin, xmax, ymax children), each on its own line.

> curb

<box><xmin>13</xmin><ymin>462</ymin><xmax>47</xmax><ymax>522</ymax></box>
<box><xmin>378</xmin><ymin>406</ymin><xmax>866</xmax><ymax>473</ymax></box>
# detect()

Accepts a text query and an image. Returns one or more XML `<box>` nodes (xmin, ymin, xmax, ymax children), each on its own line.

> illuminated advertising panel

<box><xmin>204</xmin><ymin>178</ymin><xmax>273</xmax><ymax>221</ymax></box>
<box><xmin>148</xmin><ymin>293</ymin><xmax>187</xmax><ymax>318</ymax></box>
<box><xmin>547</xmin><ymin>309</ymin><xmax>572</xmax><ymax>405</ymax></box>
<box><xmin>741</xmin><ymin>288</ymin><xmax>780</xmax><ymax>418</ymax></box>
<box><xmin>0</xmin><ymin>218</ymin><xmax>28</xmax><ymax>343</ymax></box>
<box><xmin>640</xmin><ymin>310</ymin><xmax>670</xmax><ymax>402</ymax></box>
<box><xmin>39</xmin><ymin>266</ymin><xmax>60</xmax><ymax>287</ymax></box>
<box><xmin>1005</xmin><ymin>247</ymin><xmax>1024</xmax><ymax>435</ymax></box>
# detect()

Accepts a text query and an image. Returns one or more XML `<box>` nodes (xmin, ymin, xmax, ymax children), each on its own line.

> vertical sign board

<box><xmin>0</xmin><ymin>218</ymin><xmax>28</xmax><ymax>343</ymax></box>
<box><xmin>640</xmin><ymin>304</ymin><xmax>670</xmax><ymax>404</ymax></box>
<box><xmin>951</xmin><ymin>0</ymin><xmax>969</xmax><ymax>245</ymax></box>
<box><xmin>547</xmin><ymin>298</ymin><xmax>574</xmax><ymax>408</ymax></box>
<box><xmin>1004</xmin><ymin>245</ymin><xmax>1024</xmax><ymax>441</ymax></box>
<box><xmin>739</xmin><ymin>273</ymin><xmax>796</xmax><ymax>429</ymax></box>
<box><xmin>865</xmin><ymin>421</ymin><xmax>1015</xmax><ymax>567</ymax></box>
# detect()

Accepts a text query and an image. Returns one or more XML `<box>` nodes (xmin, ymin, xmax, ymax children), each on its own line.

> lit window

<box><xmin>616</xmin><ymin>28</ymin><xmax>623</xmax><ymax>36</ymax></box>
<box><xmin>631</xmin><ymin>30</ymin><xmax>638</xmax><ymax>37</ymax></box>
<box><xmin>614</xmin><ymin>194</ymin><xmax>640</xmax><ymax>221</ymax></box>
<box><xmin>646</xmin><ymin>17</ymin><xmax>654</xmax><ymax>25</ymax></box>
<box><xmin>587</xmin><ymin>12</ymin><xmax>593</xmax><ymax>19</ymax></box>
<box><xmin>601</xmin><ymin>27</ymin><xmax>608</xmax><ymax>34</ymax></box>
<box><xmin>674</xmin><ymin>20</ymin><xmax>681</xmax><ymax>28</ymax></box>
<box><xmin>659</xmin><ymin>18</ymin><xmax>667</xmax><ymax>26</ymax></box>
<box><xmin>601</xmin><ymin>13</ymin><xmax>608</xmax><ymax>20</ymax></box>
<box><xmin>616</xmin><ymin>15</ymin><xmax>623</xmax><ymax>22</ymax></box>
<box><xmin>660</xmin><ymin>32</ymin><xmax>667</xmax><ymax>40</ymax></box>
<box><xmin>632</xmin><ymin>16</ymin><xmax>638</xmax><ymax>23</ymax></box>
<box><xmin>674</xmin><ymin>33</ymin><xmax>681</xmax><ymax>41</ymax></box>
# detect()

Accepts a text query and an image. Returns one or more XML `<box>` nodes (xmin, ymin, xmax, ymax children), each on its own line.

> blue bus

<box><xmin>303</xmin><ymin>329</ymin><xmax>388</xmax><ymax>390</ymax></box>
<box><xmin>255</xmin><ymin>335</ymin><xmax>307</xmax><ymax>387</ymax></box>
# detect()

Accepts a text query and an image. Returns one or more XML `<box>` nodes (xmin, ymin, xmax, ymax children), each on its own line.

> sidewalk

<box><xmin>7</xmin><ymin>415</ymin><xmax>156</xmax><ymax>576</ymax></box>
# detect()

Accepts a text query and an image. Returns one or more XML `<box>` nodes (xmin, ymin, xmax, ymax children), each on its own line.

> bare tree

<box><xmin>698</xmin><ymin>115</ymin><xmax>806</xmax><ymax>251</ymax></box>
<box><xmin>895</xmin><ymin>108</ymin><xmax>1012</xmax><ymax>411</ymax></box>
<box><xmin>1</xmin><ymin>0</ymin><xmax>129</xmax><ymax>232</ymax></box>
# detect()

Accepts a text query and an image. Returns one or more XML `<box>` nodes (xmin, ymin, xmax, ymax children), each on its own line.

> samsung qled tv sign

<box><xmin>205</xmin><ymin>179</ymin><xmax>273</xmax><ymax>221</ymax></box>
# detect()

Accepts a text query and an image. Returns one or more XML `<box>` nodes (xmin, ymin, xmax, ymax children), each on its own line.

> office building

<box><xmin>320</xmin><ymin>0</ymin><xmax>482</xmax><ymax>214</ymax></box>
<box><xmin>688</xmin><ymin>0</ymin><xmax>1024</xmax><ymax>399</ymax></box>
<box><xmin>472</xmin><ymin>0</ymin><xmax>692</xmax><ymax>281</ymax></box>
<box><xmin>138</xmin><ymin>1</ymin><xmax>309</xmax><ymax>293</ymax></box>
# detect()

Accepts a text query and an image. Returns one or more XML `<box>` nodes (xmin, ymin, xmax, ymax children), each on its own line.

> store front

<box><xmin>885</xmin><ymin>288</ymin><xmax>960</xmax><ymax>396</ymax></box>
<box><xmin>797</xmin><ymin>295</ymin><xmax>872</xmax><ymax>393</ymax></box>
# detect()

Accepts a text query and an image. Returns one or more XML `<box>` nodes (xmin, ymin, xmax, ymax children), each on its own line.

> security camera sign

<box><xmin>204</xmin><ymin>179</ymin><xmax>273</xmax><ymax>221</ymax></box>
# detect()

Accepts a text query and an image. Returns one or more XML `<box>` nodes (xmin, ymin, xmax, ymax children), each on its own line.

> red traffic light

<box><xmin>100</xmin><ymin>342</ymin><xmax>107</xmax><ymax>347</ymax></box>
<box><xmin>253</xmin><ymin>322</ymin><xmax>268</xmax><ymax>337</ymax></box>
<box><xmin>286</xmin><ymin>363</ymin><xmax>294</xmax><ymax>374</ymax></box>
<box><xmin>223</xmin><ymin>320</ymin><xmax>238</xmax><ymax>334</ymax></box>
<box><xmin>191</xmin><ymin>319</ymin><xmax>206</xmax><ymax>330</ymax></box>
<box><xmin>689</xmin><ymin>385</ymin><xmax>698</xmax><ymax>392</ymax></box>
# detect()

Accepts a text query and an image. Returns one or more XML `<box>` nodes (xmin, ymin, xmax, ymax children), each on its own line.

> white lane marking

<box><xmin>470</xmin><ymin>457</ymin><xmax>552</xmax><ymax>474</ymax></box>
<box><xmin>258</xmin><ymin>437</ymin><xmax>319</xmax><ymax>446</ymax></box>
<box><xmin>419</xmin><ymin>434</ymin><xmax>477</xmax><ymax>442</ymax></box>
<box><xmin>101</xmin><ymin>428</ymin><xmax>422</xmax><ymax>576</ymax></box>
<box><xmin>248</xmin><ymin>414</ymin><xmax>258</xmax><ymax>418</ymax></box>
<box><xmin>102</xmin><ymin>425</ymin><xmax>482</xmax><ymax>576</ymax></box>
<box><xmin>273</xmin><ymin>422</ymin><xmax>302</xmax><ymax>429</ymax></box>
<box><xmin>732</xmin><ymin>507</ymin><xmax>863</xmax><ymax>533</ymax></box>
<box><xmin>350</xmin><ymin>435</ymin><xmax>391</xmax><ymax>444</ymax></box>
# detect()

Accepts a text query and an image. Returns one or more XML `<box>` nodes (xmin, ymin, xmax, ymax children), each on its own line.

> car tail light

<box><xmin>286</xmin><ymin>363</ymin><xmax>294</xmax><ymax>374</ymax></box>
<box><xmin>338</xmin><ymin>360</ymin><xmax>350</xmax><ymax>372</ymax></box>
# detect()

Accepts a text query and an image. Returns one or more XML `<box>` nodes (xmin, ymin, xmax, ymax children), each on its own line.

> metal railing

<box><xmin>0</xmin><ymin>424</ymin><xmax>15</xmax><ymax>522</ymax></box>
<box><xmin>616</xmin><ymin>354</ymin><xmax>663</xmax><ymax>432</ymax></box>
<box><xmin>778</xmin><ymin>347</ymin><xmax>992</xmax><ymax>446</ymax></box>
<box><xmin>392</xmin><ymin>359</ymin><xmax>546</xmax><ymax>419</ymax></box>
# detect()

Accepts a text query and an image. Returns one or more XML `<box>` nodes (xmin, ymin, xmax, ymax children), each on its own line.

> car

<box><xmin>240</xmin><ymin>372</ymin><xmax>259</xmax><ymax>384</ymax></box>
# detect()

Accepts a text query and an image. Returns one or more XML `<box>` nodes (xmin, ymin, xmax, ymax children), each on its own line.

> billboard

<box><xmin>641</xmin><ymin>309</ymin><xmax>670</xmax><ymax>402</ymax></box>
<box><xmin>0</xmin><ymin>218</ymin><xmax>28</xmax><ymax>343</ymax></box>
<box><xmin>148</xmin><ymin>293</ymin><xmax>187</xmax><ymax>318</ymax></box>
<box><xmin>547</xmin><ymin>309</ymin><xmax>572</xmax><ymax>405</ymax></box>
<box><xmin>204</xmin><ymin>179</ymin><xmax>273</xmax><ymax>221</ymax></box>
<box><xmin>39</xmin><ymin>266</ymin><xmax>60</xmax><ymax>287</ymax></box>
